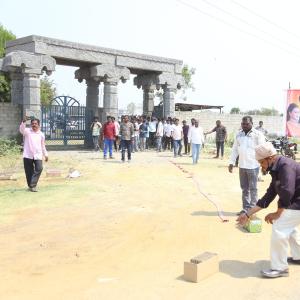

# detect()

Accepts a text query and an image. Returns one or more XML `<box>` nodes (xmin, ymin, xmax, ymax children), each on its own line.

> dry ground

<box><xmin>0</xmin><ymin>149</ymin><xmax>299</xmax><ymax>300</ymax></box>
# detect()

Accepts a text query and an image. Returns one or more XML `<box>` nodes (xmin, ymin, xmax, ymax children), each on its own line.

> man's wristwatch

<box><xmin>245</xmin><ymin>212</ymin><xmax>250</xmax><ymax>219</ymax></box>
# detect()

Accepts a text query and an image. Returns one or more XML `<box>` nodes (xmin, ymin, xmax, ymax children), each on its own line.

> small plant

<box><xmin>0</xmin><ymin>138</ymin><xmax>22</xmax><ymax>171</ymax></box>
<box><xmin>0</xmin><ymin>138</ymin><xmax>21</xmax><ymax>156</ymax></box>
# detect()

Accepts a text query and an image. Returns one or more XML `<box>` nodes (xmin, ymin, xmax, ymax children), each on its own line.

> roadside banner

<box><xmin>286</xmin><ymin>89</ymin><xmax>300</xmax><ymax>137</ymax></box>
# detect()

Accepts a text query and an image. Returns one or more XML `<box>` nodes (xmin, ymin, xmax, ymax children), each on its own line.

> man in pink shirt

<box><xmin>19</xmin><ymin>117</ymin><xmax>48</xmax><ymax>192</ymax></box>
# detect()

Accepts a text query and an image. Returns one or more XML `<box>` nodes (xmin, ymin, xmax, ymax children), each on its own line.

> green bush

<box><xmin>0</xmin><ymin>138</ymin><xmax>21</xmax><ymax>156</ymax></box>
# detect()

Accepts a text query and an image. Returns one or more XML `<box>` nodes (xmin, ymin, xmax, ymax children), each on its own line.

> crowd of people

<box><xmin>90</xmin><ymin>115</ymin><xmax>229</xmax><ymax>164</ymax></box>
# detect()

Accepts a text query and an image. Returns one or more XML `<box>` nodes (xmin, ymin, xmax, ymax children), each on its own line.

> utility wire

<box><xmin>200</xmin><ymin>0</ymin><xmax>300</xmax><ymax>53</ymax></box>
<box><xmin>176</xmin><ymin>0</ymin><xmax>300</xmax><ymax>60</ymax></box>
<box><xmin>231</xmin><ymin>0</ymin><xmax>300</xmax><ymax>41</ymax></box>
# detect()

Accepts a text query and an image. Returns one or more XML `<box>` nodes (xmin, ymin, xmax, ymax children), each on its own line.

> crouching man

<box><xmin>20</xmin><ymin>117</ymin><xmax>48</xmax><ymax>192</ymax></box>
<box><xmin>237</xmin><ymin>142</ymin><xmax>300</xmax><ymax>278</ymax></box>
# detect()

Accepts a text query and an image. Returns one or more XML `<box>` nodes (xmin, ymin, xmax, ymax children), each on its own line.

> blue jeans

<box><xmin>156</xmin><ymin>136</ymin><xmax>162</xmax><ymax>151</ymax></box>
<box><xmin>192</xmin><ymin>143</ymin><xmax>201</xmax><ymax>164</ymax></box>
<box><xmin>104</xmin><ymin>138</ymin><xmax>114</xmax><ymax>157</ymax></box>
<box><xmin>173</xmin><ymin>140</ymin><xmax>181</xmax><ymax>157</ymax></box>
<box><xmin>92</xmin><ymin>135</ymin><xmax>99</xmax><ymax>150</ymax></box>
<box><xmin>239</xmin><ymin>167</ymin><xmax>259</xmax><ymax>211</ymax></box>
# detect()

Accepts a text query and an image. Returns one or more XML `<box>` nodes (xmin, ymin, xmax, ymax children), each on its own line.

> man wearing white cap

<box><xmin>237</xmin><ymin>142</ymin><xmax>300</xmax><ymax>278</ymax></box>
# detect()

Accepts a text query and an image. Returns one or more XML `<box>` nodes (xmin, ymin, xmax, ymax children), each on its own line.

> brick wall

<box><xmin>175</xmin><ymin>111</ymin><xmax>284</xmax><ymax>139</ymax></box>
<box><xmin>0</xmin><ymin>103</ymin><xmax>22</xmax><ymax>138</ymax></box>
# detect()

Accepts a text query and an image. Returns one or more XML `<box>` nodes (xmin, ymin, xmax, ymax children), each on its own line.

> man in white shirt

<box><xmin>171</xmin><ymin>118</ymin><xmax>183</xmax><ymax>157</ymax></box>
<box><xmin>228</xmin><ymin>116</ymin><xmax>265</xmax><ymax>215</ymax></box>
<box><xmin>148</xmin><ymin>117</ymin><xmax>157</xmax><ymax>148</ymax></box>
<box><xmin>188</xmin><ymin>120</ymin><xmax>205</xmax><ymax>164</ymax></box>
<box><xmin>188</xmin><ymin>118</ymin><xmax>196</xmax><ymax>157</ymax></box>
<box><xmin>156</xmin><ymin>118</ymin><xmax>164</xmax><ymax>152</ymax></box>
<box><xmin>112</xmin><ymin>117</ymin><xmax>120</xmax><ymax>151</ymax></box>
<box><xmin>163</xmin><ymin>119</ymin><xmax>173</xmax><ymax>150</ymax></box>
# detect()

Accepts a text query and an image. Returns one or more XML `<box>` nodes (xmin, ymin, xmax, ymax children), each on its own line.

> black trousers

<box><xmin>216</xmin><ymin>141</ymin><xmax>225</xmax><ymax>157</ymax></box>
<box><xmin>23</xmin><ymin>158</ymin><xmax>43</xmax><ymax>188</ymax></box>
<box><xmin>121</xmin><ymin>140</ymin><xmax>132</xmax><ymax>161</ymax></box>
<box><xmin>183</xmin><ymin>136</ymin><xmax>190</xmax><ymax>154</ymax></box>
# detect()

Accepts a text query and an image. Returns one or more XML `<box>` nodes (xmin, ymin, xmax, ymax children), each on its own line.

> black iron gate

<box><xmin>41</xmin><ymin>96</ymin><xmax>93</xmax><ymax>146</ymax></box>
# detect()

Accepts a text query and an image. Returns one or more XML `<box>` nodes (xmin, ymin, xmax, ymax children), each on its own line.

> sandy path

<box><xmin>0</xmin><ymin>150</ymin><xmax>299</xmax><ymax>299</ymax></box>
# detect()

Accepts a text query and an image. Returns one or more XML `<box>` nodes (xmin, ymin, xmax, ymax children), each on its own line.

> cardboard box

<box><xmin>244</xmin><ymin>216</ymin><xmax>262</xmax><ymax>233</ymax></box>
<box><xmin>184</xmin><ymin>252</ymin><xmax>219</xmax><ymax>282</ymax></box>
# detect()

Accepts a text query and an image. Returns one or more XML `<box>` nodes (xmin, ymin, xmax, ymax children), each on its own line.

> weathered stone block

<box><xmin>184</xmin><ymin>252</ymin><xmax>219</xmax><ymax>282</ymax></box>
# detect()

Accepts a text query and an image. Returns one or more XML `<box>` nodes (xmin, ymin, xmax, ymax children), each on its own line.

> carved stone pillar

<box><xmin>103</xmin><ymin>81</ymin><xmax>118</xmax><ymax>119</ymax></box>
<box><xmin>163</xmin><ymin>86</ymin><xmax>176</xmax><ymax>118</ymax></box>
<box><xmin>86</xmin><ymin>78</ymin><xmax>100</xmax><ymax>117</ymax></box>
<box><xmin>22</xmin><ymin>72</ymin><xmax>41</xmax><ymax>118</ymax></box>
<box><xmin>2</xmin><ymin>51</ymin><xmax>56</xmax><ymax>119</ymax></box>
<box><xmin>10</xmin><ymin>72</ymin><xmax>23</xmax><ymax>105</ymax></box>
<box><xmin>142</xmin><ymin>85</ymin><xmax>155</xmax><ymax>116</ymax></box>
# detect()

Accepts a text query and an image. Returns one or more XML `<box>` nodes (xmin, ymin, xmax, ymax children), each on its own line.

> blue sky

<box><xmin>2</xmin><ymin>0</ymin><xmax>300</xmax><ymax>112</ymax></box>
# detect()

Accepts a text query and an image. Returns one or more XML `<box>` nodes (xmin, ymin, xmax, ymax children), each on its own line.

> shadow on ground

<box><xmin>191</xmin><ymin>210</ymin><xmax>237</xmax><ymax>217</ymax></box>
<box><xmin>220</xmin><ymin>260</ymin><xmax>269</xmax><ymax>278</ymax></box>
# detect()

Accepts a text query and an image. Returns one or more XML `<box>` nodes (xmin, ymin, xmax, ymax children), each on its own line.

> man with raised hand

<box><xmin>20</xmin><ymin>117</ymin><xmax>48</xmax><ymax>192</ymax></box>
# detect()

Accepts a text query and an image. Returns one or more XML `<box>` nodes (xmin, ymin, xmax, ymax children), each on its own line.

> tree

<box><xmin>177</xmin><ymin>64</ymin><xmax>196</xmax><ymax>102</ymax></box>
<box><xmin>40</xmin><ymin>77</ymin><xmax>56</xmax><ymax>105</ymax></box>
<box><xmin>181</xmin><ymin>64</ymin><xmax>196</xmax><ymax>91</ymax></box>
<box><xmin>260</xmin><ymin>107</ymin><xmax>280</xmax><ymax>116</ymax></box>
<box><xmin>230</xmin><ymin>107</ymin><xmax>241</xmax><ymax>114</ymax></box>
<box><xmin>0</xmin><ymin>24</ymin><xmax>16</xmax><ymax>102</ymax></box>
<box><xmin>127</xmin><ymin>102</ymin><xmax>136</xmax><ymax>115</ymax></box>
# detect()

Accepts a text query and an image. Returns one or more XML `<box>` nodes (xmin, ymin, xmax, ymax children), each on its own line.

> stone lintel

<box><xmin>158</xmin><ymin>72</ymin><xmax>184</xmax><ymax>89</ymax></box>
<box><xmin>90</xmin><ymin>65</ymin><xmax>130</xmax><ymax>83</ymax></box>
<box><xmin>2</xmin><ymin>51</ymin><xmax>56</xmax><ymax>75</ymax></box>
<box><xmin>134</xmin><ymin>72</ymin><xmax>184</xmax><ymax>90</ymax></box>
<box><xmin>6</xmin><ymin>35</ymin><xmax>183</xmax><ymax>74</ymax></box>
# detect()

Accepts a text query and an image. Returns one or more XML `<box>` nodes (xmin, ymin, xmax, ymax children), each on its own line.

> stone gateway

<box><xmin>0</xmin><ymin>35</ymin><xmax>183</xmax><ymax>123</ymax></box>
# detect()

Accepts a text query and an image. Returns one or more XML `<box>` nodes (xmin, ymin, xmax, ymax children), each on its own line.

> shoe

<box><xmin>128</xmin><ymin>160</ymin><xmax>131</xmax><ymax>163</ymax></box>
<box><xmin>213</xmin><ymin>156</ymin><xmax>219</xmax><ymax>159</ymax></box>
<box><xmin>121</xmin><ymin>160</ymin><xmax>125</xmax><ymax>163</ymax></box>
<box><xmin>261</xmin><ymin>269</ymin><xmax>289</xmax><ymax>278</ymax></box>
<box><xmin>109</xmin><ymin>156</ymin><xmax>114</xmax><ymax>159</ymax></box>
<box><xmin>30</xmin><ymin>187</ymin><xmax>38</xmax><ymax>192</ymax></box>
<box><xmin>287</xmin><ymin>257</ymin><xmax>300</xmax><ymax>264</ymax></box>
<box><xmin>103</xmin><ymin>156</ymin><xmax>107</xmax><ymax>160</ymax></box>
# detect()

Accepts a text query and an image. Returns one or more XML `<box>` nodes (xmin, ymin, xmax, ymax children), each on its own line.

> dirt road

<box><xmin>0</xmin><ymin>150</ymin><xmax>299</xmax><ymax>299</ymax></box>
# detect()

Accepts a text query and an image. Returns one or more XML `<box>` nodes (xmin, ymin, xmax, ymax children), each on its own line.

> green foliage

<box><xmin>0</xmin><ymin>24</ymin><xmax>15</xmax><ymax>58</ymax></box>
<box><xmin>230</xmin><ymin>107</ymin><xmax>281</xmax><ymax>116</ymax></box>
<box><xmin>181</xmin><ymin>64</ymin><xmax>196</xmax><ymax>91</ymax></box>
<box><xmin>230</xmin><ymin>107</ymin><xmax>241</xmax><ymax>114</ymax></box>
<box><xmin>0</xmin><ymin>138</ymin><xmax>21</xmax><ymax>156</ymax></box>
<box><xmin>0</xmin><ymin>74</ymin><xmax>11</xmax><ymax>102</ymax></box>
<box><xmin>0</xmin><ymin>24</ymin><xmax>16</xmax><ymax>102</ymax></box>
<box><xmin>257</xmin><ymin>107</ymin><xmax>280</xmax><ymax>116</ymax></box>
<box><xmin>40</xmin><ymin>77</ymin><xmax>56</xmax><ymax>105</ymax></box>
